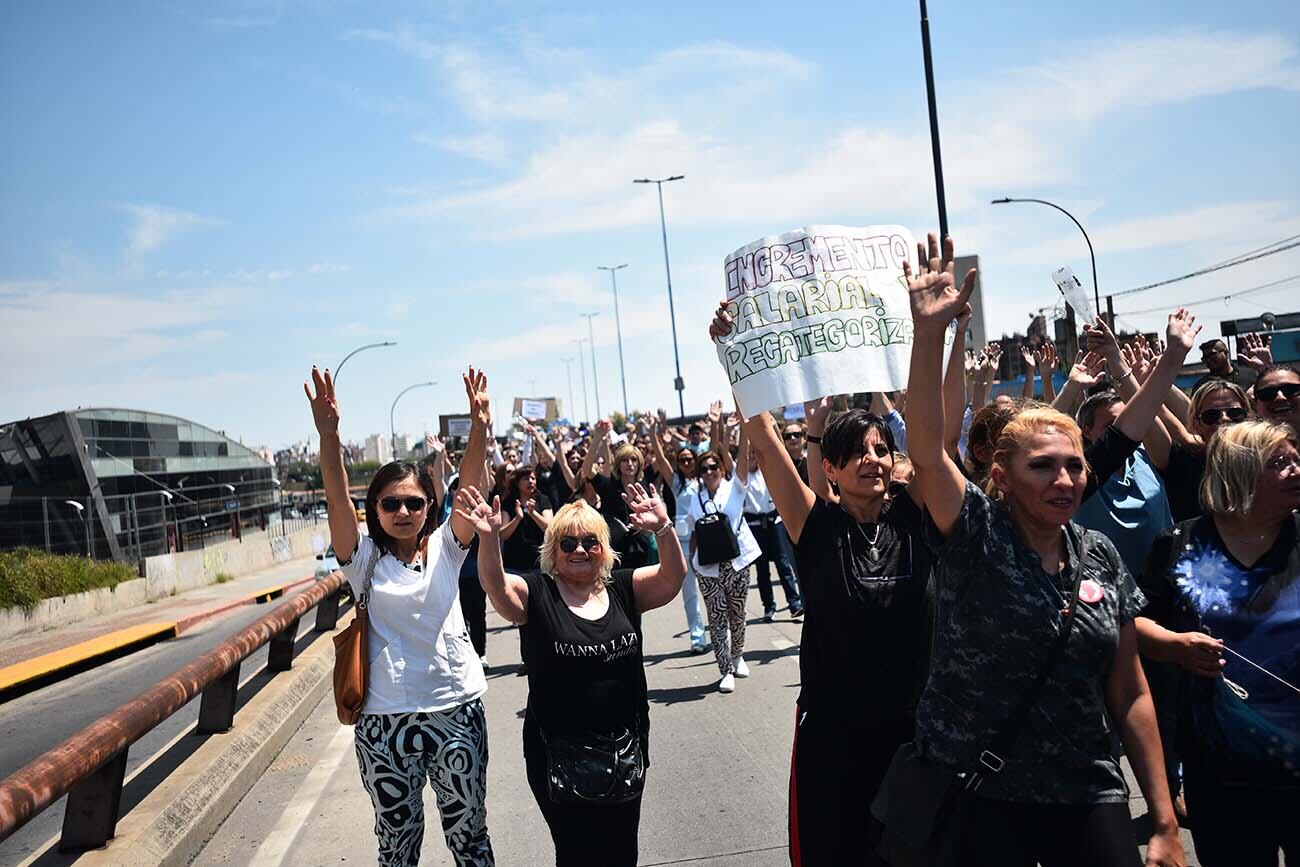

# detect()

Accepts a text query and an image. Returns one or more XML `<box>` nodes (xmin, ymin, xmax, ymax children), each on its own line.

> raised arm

<box><xmin>1037</xmin><ymin>342</ymin><xmax>1058</xmax><ymax>404</ymax></box>
<box><xmin>803</xmin><ymin>396</ymin><xmax>836</xmax><ymax>502</ymax></box>
<box><xmin>450</xmin><ymin>367</ymin><xmax>492</xmax><ymax>546</ymax></box>
<box><xmin>971</xmin><ymin>344</ymin><xmax>998</xmax><ymax>411</ymax></box>
<box><xmin>426</xmin><ymin>435</ymin><xmax>448</xmax><ymax>507</ymax></box>
<box><xmin>735</xmin><ymin>413</ymin><xmax>749</xmax><ymax>486</ymax></box>
<box><xmin>580</xmin><ymin>419</ymin><xmax>612</xmax><ymax>480</ymax></box>
<box><xmin>943</xmin><ymin>309</ymin><xmax>971</xmax><ymax>456</ymax></box>
<box><xmin>624</xmin><ymin>483</ymin><xmax>687</xmax><ymax>612</ymax></box>
<box><xmin>456</xmin><ymin>487</ymin><xmax>529</xmax><ymax>624</ymax></box>
<box><xmin>529</xmin><ymin>424</ymin><xmax>555</xmax><ymax>468</ymax></box>
<box><xmin>305</xmin><ymin>367</ymin><xmax>359</xmax><ymax>561</ymax></box>
<box><xmin>905</xmin><ymin>233</ymin><xmax>978</xmax><ymax>536</ymax></box>
<box><xmin>707</xmin><ymin>400</ymin><xmax>734</xmax><ymax>477</ymax></box>
<box><xmin>1052</xmin><ymin>350</ymin><xmax>1106</xmax><ymax>415</ymax></box>
<box><xmin>646</xmin><ymin>417</ymin><xmax>676</xmax><ymax>483</ymax></box>
<box><xmin>1020</xmin><ymin>344</ymin><xmax>1037</xmax><ymax>400</ymax></box>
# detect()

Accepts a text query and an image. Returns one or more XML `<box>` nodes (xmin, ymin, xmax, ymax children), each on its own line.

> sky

<box><xmin>3</xmin><ymin>0</ymin><xmax>1300</xmax><ymax>451</ymax></box>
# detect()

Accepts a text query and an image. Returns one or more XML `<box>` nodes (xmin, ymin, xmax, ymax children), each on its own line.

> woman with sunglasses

<box><xmin>1252</xmin><ymin>364</ymin><xmax>1300</xmax><ymax>428</ymax></box>
<box><xmin>1162</xmin><ymin>380</ymin><xmax>1251</xmax><ymax>522</ymax></box>
<box><xmin>882</xmin><ymin>233</ymin><xmax>1183</xmax><ymax>866</ymax></box>
<box><xmin>457</xmin><ymin>484</ymin><xmax>685</xmax><ymax>867</ymax></box>
<box><xmin>1135</xmin><ymin>420</ymin><xmax>1300</xmax><ymax>865</ymax></box>
<box><xmin>304</xmin><ymin>366</ymin><xmax>496</xmax><ymax>867</ymax></box>
<box><xmin>646</xmin><ymin>427</ymin><xmax>711</xmax><ymax>653</ymax></box>
<box><xmin>681</xmin><ymin>436</ymin><xmax>761</xmax><ymax>693</ymax></box>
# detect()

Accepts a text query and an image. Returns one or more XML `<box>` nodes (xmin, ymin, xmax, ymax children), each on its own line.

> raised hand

<box><xmin>425</xmin><ymin>434</ymin><xmax>446</xmax><ymax>456</ymax></box>
<box><xmin>621</xmin><ymin>483</ymin><xmax>669</xmax><ymax>534</ymax></box>
<box><xmin>1121</xmin><ymin>343</ymin><xmax>1152</xmax><ymax>384</ymax></box>
<box><xmin>709</xmin><ymin>302</ymin><xmax>734</xmax><ymax>341</ymax></box>
<box><xmin>1038</xmin><ymin>342</ymin><xmax>1059</xmax><ymax>373</ymax></box>
<box><xmin>1067</xmin><ymin>350</ymin><xmax>1107</xmax><ymax>387</ymax></box>
<box><xmin>904</xmin><ymin>233</ymin><xmax>977</xmax><ymax>331</ymax></box>
<box><xmin>1236</xmin><ymin>332</ymin><xmax>1273</xmax><ymax>372</ymax></box>
<box><xmin>454</xmin><ymin>486</ymin><xmax>503</xmax><ymax>536</ymax></box>
<box><xmin>1165</xmin><ymin>307</ymin><xmax>1201</xmax><ymax>356</ymax></box>
<box><xmin>706</xmin><ymin>400</ymin><xmax>723</xmax><ymax>424</ymax></box>
<box><xmin>1021</xmin><ymin>344</ymin><xmax>1037</xmax><ymax>371</ymax></box>
<box><xmin>1083</xmin><ymin>317</ymin><xmax>1121</xmax><ymax>362</ymax></box>
<box><xmin>803</xmin><ymin>395</ymin><xmax>834</xmax><ymax>434</ymax></box>
<box><xmin>464</xmin><ymin>367</ymin><xmax>491</xmax><ymax>427</ymax></box>
<box><xmin>304</xmin><ymin>367</ymin><xmax>340</xmax><ymax>436</ymax></box>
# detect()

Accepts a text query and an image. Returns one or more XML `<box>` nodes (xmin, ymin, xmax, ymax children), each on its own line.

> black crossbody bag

<box><xmin>872</xmin><ymin>532</ymin><xmax>1091</xmax><ymax>866</ymax></box>
<box><xmin>694</xmin><ymin>489</ymin><xmax>740</xmax><ymax>565</ymax></box>
<box><xmin>540</xmin><ymin>727</ymin><xmax>646</xmax><ymax>806</ymax></box>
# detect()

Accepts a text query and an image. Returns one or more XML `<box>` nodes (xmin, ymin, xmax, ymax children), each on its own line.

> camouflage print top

<box><xmin>915</xmin><ymin>482</ymin><xmax>1147</xmax><ymax>804</ymax></box>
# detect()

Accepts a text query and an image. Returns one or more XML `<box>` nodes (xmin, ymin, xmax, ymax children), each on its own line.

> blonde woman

<box><xmin>1161</xmin><ymin>379</ymin><xmax>1250</xmax><ymax>521</ymax></box>
<box><xmin>582</xmin><ymin>421</ymin><xmax>655</xmax><ymax>569</ymax></box>
<box><xmin>456</xmin><ymin>486</ymin><xmax>685</xmax><ymax>867</ymax></box>
<box><xmin>1136</xmin><ymin>421</ymin><xmax>1300</xmax><ymax>866</ymax></box>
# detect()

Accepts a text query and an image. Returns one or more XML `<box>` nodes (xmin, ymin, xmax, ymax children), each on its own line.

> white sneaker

<box><xmin>718</xmin><ymin>674</ymin><xmax>736</xmax><ymax>693</ymax></box>
<box><xmin>733</xmin><ymin>656</ymin><xmax>750</xmax><ymax>678</ymax></box>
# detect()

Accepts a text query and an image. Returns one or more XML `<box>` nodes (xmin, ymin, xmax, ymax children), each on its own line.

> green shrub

<box><xmin>0</xmin><ymin>548</ymin><xmax>139</xmax><ymax>612</ymax></box>
<box><xmin>214</xmin><ymin>572</ymin><xmax>234</xmax><ymax>584</ymax></box>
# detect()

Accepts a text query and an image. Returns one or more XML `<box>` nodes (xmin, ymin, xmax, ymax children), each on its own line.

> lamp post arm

<box><xmin>335</xmin><ymin>341</ymin><xmax>397</xmax><ymax>383</ymax></box>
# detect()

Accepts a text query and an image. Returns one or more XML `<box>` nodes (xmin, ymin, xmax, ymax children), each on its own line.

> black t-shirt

<box><xmin>1083</xmin><ymin>424</ymin><xmax>1140</xmax><ymax>501</ymax></box>
<box><xmin>501</xmin><ymin>492</ymin><xmax>553</xmax><ymax>572</ymax></box>
<box><xmin>520</xmin><ymin>569</ymin><xmax>648</xmax><ymax>743</ymax></box>
<box><xmin>794</xmin><ymin>490</ymin><xmax>934</xmax><ymax>723</ymax></box>
<box><xmin>643</xmin><ymin>465</ymin><xmax>676</xmax><ymax>519</ymax></box>
<box><xmin>1162</xmin><ymin>442</ymin><xmax>1205</xmax><ymax>522</ymax></box>
<box><xmin>591</xmin><ymin>473</ymin><xmax>631</xmax><ymax>524</ymax></box>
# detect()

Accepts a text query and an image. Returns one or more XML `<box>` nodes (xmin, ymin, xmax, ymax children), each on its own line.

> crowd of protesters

<box><xmin>306</xmin><ymin>230</ymin><xmax>1297</xmax><ymax>867</ymax></box>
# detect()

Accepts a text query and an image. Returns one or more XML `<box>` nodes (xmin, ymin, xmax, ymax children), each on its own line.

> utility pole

<box><xmin>581</xmin><ymin>312</ymin><xmax>601</xmax><ymax>420</ymax></box>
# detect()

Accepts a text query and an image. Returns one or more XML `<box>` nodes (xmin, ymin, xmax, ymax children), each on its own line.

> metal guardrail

<box><xmin>0</xmin><ymin>571</ymin><xmax>349</xmax><ymax>852</ymax></box>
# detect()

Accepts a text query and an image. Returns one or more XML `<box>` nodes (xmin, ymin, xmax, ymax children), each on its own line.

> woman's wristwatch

<box><xmin>653</xmin><ymin>520</ymin><xmax>676</xmax><ymax>537</ymax></box>
<box><xmin>806</xmin><ymin>434</ymin><xmax>823</xmax><ymax>445</ymax></box>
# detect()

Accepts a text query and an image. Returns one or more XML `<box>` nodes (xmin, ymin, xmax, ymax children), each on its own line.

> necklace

<box><xmin>852</xmin><ymin>520</ymin><xmax>884</xmax><ymax>560</ymax></box>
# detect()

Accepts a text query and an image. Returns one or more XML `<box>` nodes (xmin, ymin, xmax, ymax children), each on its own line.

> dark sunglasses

<box><xmin>379</xmin><ymin>496</ymin><xmax>428</xmax><ymax>513</ymax></box>
<box><xmin>559</xmin><ymin>534</ymin><xmax>601</xmax><ymax>553</ymax></box>
<box><xmin>783</xmin><ymin>431</ymin><xmax>805</xmax><ymax>440</ymax></box>
<box><xmin>700</xmin><ymin>463</ymin><xmax>721</xmax><ymax>472</ymax></box>
<box><xmin>1257</xmin><ymin>382</ymin><xmax>1300</xmax><ymax>402</ymax></box>
<box><xmin>678</xmin><ymin>454</ymin><xmax>696</xmax><ymax>462</ymax></box>
<box><xmin>1198</xmin><ymin>406</ymin><xmax>1248</xmax><ymax>425</ymax></box>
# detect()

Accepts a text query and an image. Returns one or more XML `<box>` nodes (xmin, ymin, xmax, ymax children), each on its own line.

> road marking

<box><xmin>247</xmin><ymin>723</ymin><xmax>355</xmax><ymax>867</ymax></box>
<box><xmin>0</xmin><ymin>622</ymin><xmax>178</xmax><ymax>696</ymax></box>
<box><xmin>770</xmin><ymin>637</ymin><xmax>796</xmax><ymax>650</ymax></box>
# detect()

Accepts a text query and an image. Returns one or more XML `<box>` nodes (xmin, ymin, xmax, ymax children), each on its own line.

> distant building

<box><xmin>0</xmin><ymin>408</ymin><xmax>277</xmax><ymax>560</ymax></box>
<box><xmin>363</xmin><ymin>434</ymin><xmax>392</xmax><ymax>465</ymax></box>
<box><xmin>393</xmin><ymin>433</ymin><xmax>414</xmax><ymax>460</ymax></box>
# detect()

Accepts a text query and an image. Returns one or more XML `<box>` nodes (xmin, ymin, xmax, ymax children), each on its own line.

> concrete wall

<box><xmin>0</xmin><ymin>525</ymin><xmax>328</xmax><ymax>640</ymax></box>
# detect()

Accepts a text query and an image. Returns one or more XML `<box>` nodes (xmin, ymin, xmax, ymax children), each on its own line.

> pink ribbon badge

<box><xmin>1079</xmin><ymin>579</ymin><xmax>1104</xmax><ymax>605</ymax></box>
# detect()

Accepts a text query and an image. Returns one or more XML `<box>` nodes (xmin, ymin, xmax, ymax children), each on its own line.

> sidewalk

<box><xmin>0</xmin><ymin>555</ymin><xmax>322</xmax><ymax>696</ymax></box>
<box><xmin>194</xmin><ymin>583</ymin><xmax>1201</xmax><ymax>866</ymax></box>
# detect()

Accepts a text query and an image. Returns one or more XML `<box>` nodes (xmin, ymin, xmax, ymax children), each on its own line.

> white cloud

<box><xmin>306</xmin><ymin>262</ymin><xmax>350</xmax><ymax>274</ymax></box>
<box><xmin>121</xmin><ymin>203</ymin><xmax>221</xmax><ymax>257</ymax></box>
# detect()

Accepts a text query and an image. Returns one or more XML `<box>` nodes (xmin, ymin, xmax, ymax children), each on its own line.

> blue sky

<box><xmin>4</xmin><ymin>0</ymin><xmax>1299</xmax><ymax>450</ymax></box>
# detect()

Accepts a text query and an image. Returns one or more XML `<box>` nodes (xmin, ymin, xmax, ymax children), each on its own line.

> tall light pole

<box><xmin>561</xmin><ymin>357</ymin><xmax>576</xmax><ymax>422</ymax></box>
<box><xmin>991</xmin><ymin>197</ymin><xmax>1099</xmax><ymax>315</ymax></box>
<box><xmin>634</xmin><ymin>174</ymin><xmax>686</xmax><ymax>418</ymax></box>
<box><xmin>391</xmin><ymin>381</ymin><xmax>436</xmax><ymax>461</ymax></box>
<box><xmin>573</xmin><ymin>338</ymin><xmax>590</xmax><ymax>425</ymax></box>
<box><xmin>598</xmin><ymin>264</ymin><xmax>630</xmax><ymax>417</ymax></box>
<box><xmin>581</xmin><ymin>312</ymin><xmax>602</xmax><ymax>420</ymax></box>
<box><xmin>334</xmin><ymin>341</ymin><xmax>397</xmax><ymax>383</ymax></box>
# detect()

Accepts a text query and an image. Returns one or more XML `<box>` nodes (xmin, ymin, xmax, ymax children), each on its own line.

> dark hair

<box><xmin>1254</xmin><ymin>363</ymin><xmax>1299</xmax><ymax>390</ymax></box>
<box><xmin>695</xmin><ymin>454</ymin><xmax>723</xmax><ymax>479</ymax></box>
<box><xmin>365</xmin><ymin>461</ymin><xmax>438</xmax><ymax>555</ymax></box>
<box><xmin>967</xmin><ymin>399</ymin><xmax>1026</xmax><ymax>480</ymax></box>
<box><xmin>688</xmin><ymin>422</ymin><xmax>706</xmax><ymax>434</ymax></box>
<box><xmin>821</xmin><ymin>410</ymin><xmax>896</xmax><ymax>468</ymax></box>
<box><xmin>1076</xmin><ymin>390</ymin><xmax>1122</xmax><ymax>439</ymax></box>
<box><xmin>1200</xmin><ymin>338</ymin><xmax>1227</xmax><ymax>353</ymax></box>
<box><xmin>506</xmin><ymin>465</ymin><xmax>536</xmax><ymax>501</ymax></box>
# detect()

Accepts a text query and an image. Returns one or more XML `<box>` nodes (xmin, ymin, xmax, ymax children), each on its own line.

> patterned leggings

<box><xmin>695</xmin><ymin>561</ymin><xmax>750</xmax><ymax>676</ymax></box>
<box><xmin>353</xmin><ymin>700</ymin><xmax>494</xmax><ymax>867</ymax></box>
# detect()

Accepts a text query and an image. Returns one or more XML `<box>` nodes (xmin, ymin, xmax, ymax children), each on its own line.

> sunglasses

<box><xmin>678</xmin><ymin>455</ymin><xmax>695</xmax><ymax>464</ymax></box>
<box><xmin>379</xmin><ymin>496</ymin><xmax>428</xmax><ymax>513</ymax></box>
<box><xmin>784</xmin><ymin>431</ymin><xmax>805</xmax><ymax>440</ymax></box>
<box><xmin>700</xmin><ymin>463</ymin><xmax>721</xmax><ymax>472</ymax></box>
<box><xmin>1198</xmin><ymin>406</ymin><xmax>1248</xmax><ymax>425</ymax></box>
<box><xmin>1257</xmin><ymin>382</ymin><xmax>1300</xmax><ymax>402</ymax></box>
<box><xmin>559</xmin><ymin>535</ymin><xmax>601</xmax><ymax>553</ymax></box>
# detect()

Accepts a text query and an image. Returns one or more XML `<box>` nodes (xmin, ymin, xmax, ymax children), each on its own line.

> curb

<box><xmin>76</xmin><ymin>612</ymin><xmax>347</xmax><ymax>867</ymax></box>
<box><xmin>0</xmin><ymin>575</ymin><xmax>315</xmax><ymax>702</ymax></box>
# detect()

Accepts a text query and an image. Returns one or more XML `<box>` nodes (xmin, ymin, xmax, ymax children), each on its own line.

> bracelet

<box><xmin>1114</xmin><ymin>368</ymin><xmax>1134</xmax><ymax>380</ymax></box>
<box><xmin>653</xmin><ymin>521</ymin><xmax>676</xmax><ymax>537</ymax></box>
<box><xmin>806</xmin><ymin>434</ymin><xmax>823</xmax><ymax>445</ymax></box>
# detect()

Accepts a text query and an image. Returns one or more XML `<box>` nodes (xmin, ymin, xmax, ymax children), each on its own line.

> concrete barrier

<box><xmin>0</xmin><ymin>525</ymin><xmax>326</xmax><ymax>640</ymax></box>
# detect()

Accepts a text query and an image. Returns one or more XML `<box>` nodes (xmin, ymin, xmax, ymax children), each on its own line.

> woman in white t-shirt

<box><xmin>681</xmin><ymin>424</ymin><xmax>760</xmax><ymax>693</ymax></box>
<box><xmin>305</xmin><ymin>365</ymin><xmax>495</xmax><ymax>867</ymax></box>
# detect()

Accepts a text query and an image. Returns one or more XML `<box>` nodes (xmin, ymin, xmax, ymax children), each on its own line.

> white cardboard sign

<box><xmin>519</xmin><ymin>399</ymin><xmax>548</xmax><ymax>420</ymax></box>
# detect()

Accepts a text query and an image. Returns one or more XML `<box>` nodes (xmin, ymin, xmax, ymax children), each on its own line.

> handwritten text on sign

<box><xmin>714</xmin><ymin>225</ymin><xmax>919</xmax><ymax>417</ymax></box>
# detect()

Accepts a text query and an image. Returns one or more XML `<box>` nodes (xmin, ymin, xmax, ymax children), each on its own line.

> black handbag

<box><xmin>872</xmin><ymin>533</ymin><xmax>1091</xmax><ymax>865</ymax></box>
<box><xmin>694</xmin><ymin>489</ymin><xmax>740</xmax><ymax>565</ymax></box>
<box><xmin>541</xmin><ymin>728</ymin><xmax>646</xmax><ymax>806</ymax></box>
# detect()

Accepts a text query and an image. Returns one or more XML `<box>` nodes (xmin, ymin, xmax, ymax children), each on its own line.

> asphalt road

<box><xmin>0</xmin><ymin>592</ymin><xmax>341</xmax><ymax>864</ymax></box>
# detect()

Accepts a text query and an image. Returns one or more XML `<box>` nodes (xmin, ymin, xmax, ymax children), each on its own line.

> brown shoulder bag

<box><xmin>332</xmin><ymin>542</ymin><xmax>380</xmax><ymax>725</ymax></box>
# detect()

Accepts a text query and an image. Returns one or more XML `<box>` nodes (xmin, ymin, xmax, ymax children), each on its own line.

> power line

<box><xmin>1205</xmin><ymin>233</ymin><xmax>1300</xmax><ymax>269</ymax></box>
<box><xmin>1116</xmin><ymin>272</ymin><xmax>1300</xmax><ymax>316</ymax></box>
<box><xmin>1111</xmin><ymin>237</ymin><xmax>1300</xmax><ymax>298</ymax></box>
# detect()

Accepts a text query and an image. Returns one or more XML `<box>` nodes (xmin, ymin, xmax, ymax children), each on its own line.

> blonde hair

<box><xmin>539</xmin><ymin>500</ymin><xmax>619</xmax><ymax>582</ymax></box>
<box><xmin>1200</xmin><ymin>420</ymin><xmax>1297</xmax><ymax>515</ymax></box>
<box><xmin>611</xmin><ymin>443</ymin><xmax>643</xmax><ymax>480</ymax></box>
<box><xmin>1191</xmin><ymin>379</ymin><xmax>1249</xmax><ymax>422</ymax></box>
<box><xmin>984</xmin><ymin>406</ymin><xmax>1087</xmax><ymax>499</ymax></box>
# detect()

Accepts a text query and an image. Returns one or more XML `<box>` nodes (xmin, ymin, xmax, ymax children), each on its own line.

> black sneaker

<box><xmin>762</xmin><ymin>607</ymin><xmax>776</xmax><ymax>623</ymax></box>
<box><xmin>789</xmin><ymin>605</ymin><xmax>805</xmax><ymax>619</ymax></box>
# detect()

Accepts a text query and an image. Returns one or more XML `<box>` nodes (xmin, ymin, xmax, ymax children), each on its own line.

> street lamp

<box><xmin>334</xmin><ymin>341</ymin><xmax>397</xmax><ymax>383</ymax></box>
<box><xmin>598</xmin><ymin>264</ymin><xmax>630</xmax><ymax>417</ymax></box>
<box><xmin>581</xmin><ymin>312</ymin><xmax>601</xmax><ymax>420</ymax></box>
<box><xmin>634</xmin><ymin>174</ymin><xmax>687</xmax><ymax>417</ymax></box>
<box><xmin>63</xmin><ymin>500</ymin><xmax>90</xmax><ymax>556</ymax></box>
<box><xmin>573</xmin><ymin>338</ymin><xmax>590</xmax><ymax>425</ymax></box>
<box><xmin>991</xmin><ymin>197</ymin><xmax>1100</xmax><ymax>317</ymax></box>
<box><xmin>561</xmin><ymin>357</ymin><xmax>576</xmax><ymax>423</ymax></box>
<box><xmin>391</xmin><ymin>381</ymin><xmax>436</xmax><ymax>461</ymax></box>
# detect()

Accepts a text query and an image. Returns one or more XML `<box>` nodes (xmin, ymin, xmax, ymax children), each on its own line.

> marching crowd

<box><xmin>303</xmin><ymin>232</ymin><xmax>1299</xmax><ymax>867</ymax></box>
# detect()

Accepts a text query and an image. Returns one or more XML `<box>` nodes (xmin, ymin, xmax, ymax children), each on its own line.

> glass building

<box><xmin>0</xmin><ymin>408</ymin><xmax>276</xmax><ymax>560</ymax></box>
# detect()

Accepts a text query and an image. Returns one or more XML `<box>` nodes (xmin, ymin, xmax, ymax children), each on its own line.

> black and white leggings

<box><xmin>353</xmin><ymin>700</ymin><xmax>494</xmax><ymax>867</ymax></box>
<box><xmin>695</xmin><ymin>561</ymin><xmax>750</xmax><ymax>676</ymax></box>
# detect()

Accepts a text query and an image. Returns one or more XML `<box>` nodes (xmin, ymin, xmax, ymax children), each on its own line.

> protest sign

<box><xmin>1053</xmin><ymin>266</ymin><xmax>1097</xmax><ymax>325</ymax></box>
<box><xmin>519</xmin><ymin>399</ymin><xmax>548</xmax><ymax>420</ymax></box>
<box><xmin>440</xmin><ymin>414</ymin><xmax>473</xmax><ymax>438</ymax></box>
<box><xmin>511</xmin><ymin>397</ymin><xmax>557</xmax><ymax>422</ymax></box>
<box><xmin>714</xmin><ymin>225</ymin><xmax>925</xmax><ymax>418</ymax></box>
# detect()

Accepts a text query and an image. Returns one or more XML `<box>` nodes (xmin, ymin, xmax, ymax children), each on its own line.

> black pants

<box><xmin>523</xmin><ymin>728</ymin><xmax>642</xmax><ymax>866</ymax></box>
<box><xmin>745</xmin><ymin>512</ymin><xmax>802</xmax><ymax>612</ymax></box>
<box><xmin>788</xmin><ymin>706</ymin><xmax>912</xmax><ymax>866</ymax></box>
<box><xmin>459</xmin><ymin>572</ymin><xmax>487</xmax><ymax>658</ymax></box>
<box><xmin>1183</xmin><ymin>772</ymin><xmax>1300</xmax><ymax>866</ymax></box>
<box><xmin>953</xmin><ymin>798</ymin><xmax>1139</xmax><ymax>867</ymax></box>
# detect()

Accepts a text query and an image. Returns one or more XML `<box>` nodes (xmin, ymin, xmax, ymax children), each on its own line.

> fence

<box><xmin>0</xmin><ymin>571</ymin><xmax>348</xmax><ymax>852</ymax></box>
